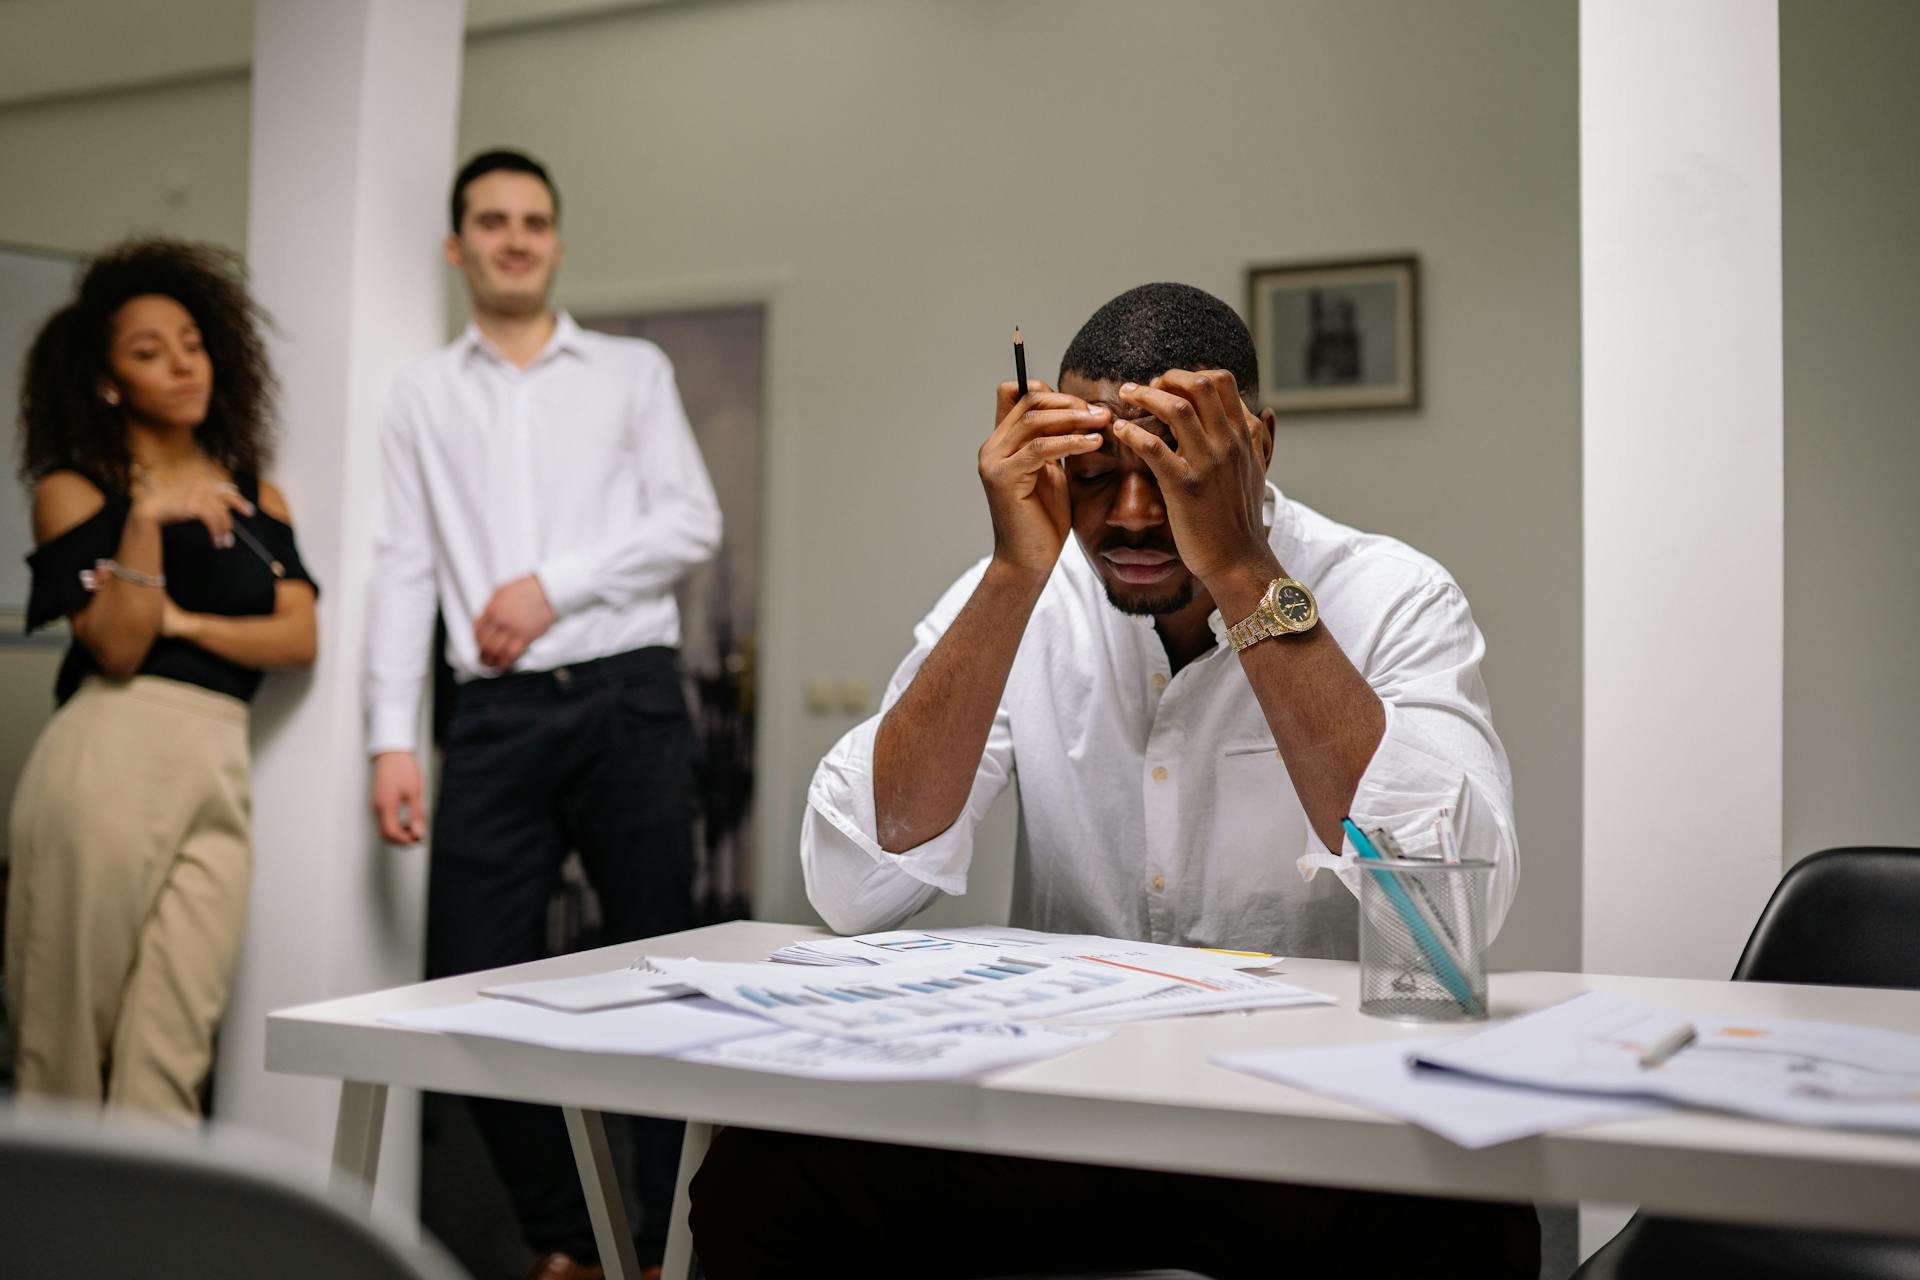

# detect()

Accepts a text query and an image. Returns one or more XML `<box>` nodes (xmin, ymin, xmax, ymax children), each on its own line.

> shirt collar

<box><xmin>458</xmin><ymin>310</ymin><xmax>590</xmax><ymax>368</ymax></box>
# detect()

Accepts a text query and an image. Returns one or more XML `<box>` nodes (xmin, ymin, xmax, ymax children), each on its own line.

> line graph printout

<box><xmin>648</xmin><ymin>954</ymin><xmax>1174</xmax><ymax>1041</ymax></box>
<box><xmin>677</xmin><ymin>1022</ymin><xmax>1110</xmax><ymax>1081</ymax></box>
<box><xmin>1051</xmin><ymin>955</ymin><xmax>1334</xmax><ymax>1025</ymax></box>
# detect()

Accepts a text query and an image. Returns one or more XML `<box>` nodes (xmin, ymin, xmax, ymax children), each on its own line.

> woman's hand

<box><xmin>159</xmin><ymin>595</ymin><xmax>199</xmax><ymax>641</ymax></box>
<box><xmin>130</xmin><ymin>464</ymin><xmax>254</xmax><ymax>548</ymax></box>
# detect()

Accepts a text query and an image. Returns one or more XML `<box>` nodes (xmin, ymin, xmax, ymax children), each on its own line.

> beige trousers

<box><xmin>5</xmin><ymin>675</ymin><xmax>251</xmax><ymax>1120</ymax></box>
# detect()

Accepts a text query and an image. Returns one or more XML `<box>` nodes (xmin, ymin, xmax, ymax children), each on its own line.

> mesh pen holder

<box><xmin>1357</xmin><ymin>857</ymin><xmax>1492</xmax><ymax>1022</ymax></box>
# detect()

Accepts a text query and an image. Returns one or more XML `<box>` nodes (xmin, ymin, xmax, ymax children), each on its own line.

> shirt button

<box><xmin>1151</xmin><ymin>673</ymin><xmax>1167</xmax><ymax>690</ymax></box>
<box><xmin>1151</xmin><ymin>766</ymin><xmax>1169</xmax><ymax>783</ymax></box>
<box><xmin>1151</xmin><ymin>874</ymin><xmax>1166</xmax><ymax>892</ymax></box>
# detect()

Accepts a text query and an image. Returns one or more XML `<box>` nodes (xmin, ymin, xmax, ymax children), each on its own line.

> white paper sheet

<box><xmin>381</xmin><ymin>995</ymin><xmax>767</xmax><ymax>1055</ymax></box>
<box><xmin>647</xmin><ymin>953</ymin><xmax>1175</xmax><ymax>1041</ymax></box>
<box><xmin>1216</xmin><ymin>1038</ymin><xmax>1665</xmax><ymax>1148</ymax></box>
<box><xmin>1416</xmin><ymin>990</ymin><xmax>1920</xmax><ymax>1136</ymax></box>
<box><xmin>677</xmin><ymin>1022</ymin><xmax>1109</xmax><ymax>1081</ymax></box>
<box><xmin>479</xmin><ymin>965</ymin><xmax>692</xmax><ymax>1012</ymax></box>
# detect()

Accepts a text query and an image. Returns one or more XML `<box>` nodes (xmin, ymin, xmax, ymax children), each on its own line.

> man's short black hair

<box><xmin>1060</xmin><ymin>282</ymin><xmax>1259</xmax><ymax>404</ymax></box>
<box><xmin>450</xmin><ymin>149</ymin><xmax>560</xmax><ymax>233</ymax></box>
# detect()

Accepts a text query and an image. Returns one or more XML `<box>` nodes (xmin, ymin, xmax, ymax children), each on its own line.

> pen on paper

<box><xmin>1639</xmin><ymin>1023</ymin><xmax>1697</xmax><ymax>1069</ymax></box>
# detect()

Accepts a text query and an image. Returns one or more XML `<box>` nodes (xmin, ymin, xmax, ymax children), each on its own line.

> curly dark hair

<box><xmin>1061</xmin><ymin>282</ymin><xmax>1260</xmax><ymax>405</ymax></box>
<box><xmin>18</xmin><ymin>237</ymin><xmax>278</xmax><ymax>494</ymax></box>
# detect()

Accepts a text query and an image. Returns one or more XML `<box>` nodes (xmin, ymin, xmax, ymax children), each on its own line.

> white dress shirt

<box><xmin>366</xmin><ymin>312</ymin><xmax>721</xmax><ymax>754</ymax></box>
<box><xmin>802</xmin><ymin>485</ymin><xmax>1518</xmax><ymax>960</ymax></box>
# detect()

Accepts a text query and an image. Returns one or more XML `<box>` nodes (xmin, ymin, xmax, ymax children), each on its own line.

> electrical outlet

<box><xmin>805</xmin><ymin>680</ymin><xmax>837</xmax><ymax>715</ymax></box>
<box><xmin>837</xmin><ymin>680</ymin><xmax>870</xmax><ymax>716</ymax></box>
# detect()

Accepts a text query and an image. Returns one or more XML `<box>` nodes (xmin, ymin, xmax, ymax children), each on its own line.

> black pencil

<box><xmin>1013</xmin><ymin>326</ymin><xmax>1028</xmax><ymax>401</ymax></box>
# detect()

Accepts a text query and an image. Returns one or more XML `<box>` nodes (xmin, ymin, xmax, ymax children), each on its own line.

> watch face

<box><xmin>1274</xmin><ymin>583</ymin><xmax>1315</xmax><ymax>627</ymax></box>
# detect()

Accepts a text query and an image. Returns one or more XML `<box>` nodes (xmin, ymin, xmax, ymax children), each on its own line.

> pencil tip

<box><xmin>1013</xmin><ymin>326</ymin><xmax>1023</xmax><ymax>343</ymax></box>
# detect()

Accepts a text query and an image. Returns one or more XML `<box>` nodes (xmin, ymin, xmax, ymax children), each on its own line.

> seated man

<box><xmin>691</xmin><ymin>283</ymin><xmax>1534</xmax><ymax>1278</ymax></box>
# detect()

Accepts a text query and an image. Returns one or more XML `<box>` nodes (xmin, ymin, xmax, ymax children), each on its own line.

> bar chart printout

<box><xmin>648</xmin><ymin>954</ymin><xmax>1175</xmax><ymax>1041</ymax></box>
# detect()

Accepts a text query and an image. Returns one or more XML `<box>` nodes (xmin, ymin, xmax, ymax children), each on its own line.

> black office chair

<box><xmin>0</xmin><ymin>1107</ymin><xmax>472</xmax><ymax>1280</ymax></box>
<box><xmin>1574</xmin><ymin>846</ymin><xmax>1920</xmax><ymax>1280</ymax></box>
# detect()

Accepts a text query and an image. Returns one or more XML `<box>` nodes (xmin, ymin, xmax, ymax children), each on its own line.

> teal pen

<box><xmin>1344</xmin><ymin>818</ymin><xmax>1483</xmax><ymax>1017</ymax></box>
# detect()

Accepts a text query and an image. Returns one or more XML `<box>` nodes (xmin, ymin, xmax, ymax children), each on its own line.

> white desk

<box><xmin>268</xmin><ymin>921</ymin><xmax>1920</xmax><ymax>1279</ymax></box>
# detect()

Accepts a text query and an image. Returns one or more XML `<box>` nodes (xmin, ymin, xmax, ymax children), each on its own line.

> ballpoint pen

<box><xmin>1639</xmin><ymin>1023</ymin><xmax>1697</xmax><ymax>1069</ymax></box>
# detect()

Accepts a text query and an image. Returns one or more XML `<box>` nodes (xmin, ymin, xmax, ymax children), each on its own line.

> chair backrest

<box><xmin>1732</xmin><ymin>846</ymin><xmax>1920</xmax><ymax>989</ymax></box>
<box><xmin>0</xmin><ymin>1109</ymin><xmax>471</xmax><ymax>1280</ymax></box>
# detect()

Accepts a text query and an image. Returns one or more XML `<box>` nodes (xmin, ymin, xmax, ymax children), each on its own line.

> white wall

<box><xmin>1780</xmin><ymin>0</ymin><xmax>1920</xmax><ymax>867</ymax></box>
<box><xmin>0</xmin><ymin>0</ymin><xmax>1585</xmax><ymax>972</ymax></box>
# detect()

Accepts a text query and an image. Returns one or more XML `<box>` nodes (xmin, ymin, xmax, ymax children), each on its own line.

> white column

<box><xmin>1579</xmin><ymin>0</ymin><xmax>1782</xmax><ymax>1258</ymax></box>
<box><xmin>215</xmin><ymin>0</ymin><xmax>465</xmax><ymax>1207</ymax></box>
<box><xmin>1581</xmin><ymin>0</ymin><xmax>1782</xmax><ymax>980</ymax></box>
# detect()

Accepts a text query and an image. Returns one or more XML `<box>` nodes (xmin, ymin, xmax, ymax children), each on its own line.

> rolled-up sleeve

<box><xmin>800</xmin><ymin>560</ymin><xmax>1015</xmax><ymax>936</ymax></box>
<box><xmin>1316</xmin><ymin>580</ymin><xmax>1519</xmax><ymax>940</ymax></box>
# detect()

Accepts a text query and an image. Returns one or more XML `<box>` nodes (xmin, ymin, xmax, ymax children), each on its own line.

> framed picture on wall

<box><xmin>1247</xmin><ymin>255</ymin><xmax>1419</xmax><ymax>413</ymax></box>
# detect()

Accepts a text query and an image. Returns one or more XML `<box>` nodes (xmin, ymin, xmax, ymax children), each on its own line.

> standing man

<box><xmin>367</xmin><ymin>149</ymin><xmax>720</xmax><ymax>1280</ymax></box>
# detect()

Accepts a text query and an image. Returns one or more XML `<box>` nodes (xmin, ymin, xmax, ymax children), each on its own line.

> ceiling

<box><xmin>0</xmin><ymin>0</ymin><xmax>685</xmax><ymax>109</ymax></box>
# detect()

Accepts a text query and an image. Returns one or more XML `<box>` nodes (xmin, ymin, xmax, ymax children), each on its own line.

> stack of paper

<box><xmin>1414</xmin><ymin>990</ymin><xmax>1920</xmax><ymax>1136</ymax></box>
<box><xmin>382</xmin><ymin>924</ymin><xmax>1333</xmax><ymax>1082</ymax></box>
<box><xmin>1215</xmin><ymin>1039</ymin><xmax>1664</xmax><ymax>1148</ymax></box>
<box><xmin>649</xmin><ymin>949</ymin><xmax>1329</xmax><ymax>1042</ymax></box>
<box><xmin>1217</xmin><ymin>989</ymin><xmax>1920</xmax><ymax>1148</ymax></box>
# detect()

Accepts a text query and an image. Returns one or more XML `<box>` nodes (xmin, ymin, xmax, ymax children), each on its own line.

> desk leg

<box><xmin>660</xmin><ymin>1120</ymin><xmax>711</xmax><ymax>1280</ymax></box>
<box><xmin>563</xmin><ymin>1107</ymin><xmax>643</xmax><ymax>1280</ymax></box>
<box><xmin>329</xmin><ymin>1080</ymin><xmax>388</xmax><ymax>1210</ymax></box>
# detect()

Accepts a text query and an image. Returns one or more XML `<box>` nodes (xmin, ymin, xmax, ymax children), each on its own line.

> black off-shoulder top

<box><xmin>23</xmin><ymin>473</ymin><xmax>319</xmax><ymax>706</ymax></box>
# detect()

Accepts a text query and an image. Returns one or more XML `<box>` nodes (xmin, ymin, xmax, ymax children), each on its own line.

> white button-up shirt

<box><xmin>365</xmin><ymin>312</ymin><xmax>721</xmax><ymax>753</ymax></box>
<box><xmin>801</xmin><ymin>486</ymin><xmax>1518</xmax><ymax>960</ymax></box>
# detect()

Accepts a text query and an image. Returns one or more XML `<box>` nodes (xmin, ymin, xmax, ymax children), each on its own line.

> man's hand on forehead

<box><xmin>1104</xmin><ymin>368</ymin><xmax>1275</xmax><ymax>590</ymax></box>
<box><xmin>1121</xmin><ymin>370</ymin><xmax>1257</xmax><ymax>440</ymax></box>
<box><xmin>979</xmin><ymin>377</ymin><xmax>1111</xmax><ymax>579</ymax></box>
<box><xmin>1081</xmin><ymin>404</ymin><xmax>1173</xmax><ymax>454</ymax></box>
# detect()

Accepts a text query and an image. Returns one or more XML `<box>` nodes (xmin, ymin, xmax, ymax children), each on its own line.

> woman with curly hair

<box><xmin>6</xmin><ymin>238</ymin><xmax>318</xmax><ymax>1118</ymax></box>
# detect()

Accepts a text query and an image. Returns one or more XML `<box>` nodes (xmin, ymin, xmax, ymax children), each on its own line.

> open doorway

<box><xmin>582</xmin><ymin>303</ymin><xmax>763</xmax><ymax>925</ymax></box>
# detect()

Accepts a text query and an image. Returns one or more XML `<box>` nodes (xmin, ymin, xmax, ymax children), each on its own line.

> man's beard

<box><xmin>1103</xmin><ymin>574</ymin><xmax>1197</xmax><ymax>617</ymax></box>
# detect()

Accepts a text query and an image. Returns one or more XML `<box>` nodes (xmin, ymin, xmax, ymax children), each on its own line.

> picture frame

<box><xmin>1246</xmin><ymin>255</ymin><xmax>1420</xmax><ymax>413</ymax></box>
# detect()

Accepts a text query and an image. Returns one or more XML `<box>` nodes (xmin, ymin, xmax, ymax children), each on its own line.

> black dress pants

<box><xmin>690</xmin><ymin>1127</ymin><xmax>1541</xmax><ymax>1279</ymax></box>
<box><xmin>426</xmin><ymin>646</ymin><xmax>696</xmax><ymax>1267</ymax></box>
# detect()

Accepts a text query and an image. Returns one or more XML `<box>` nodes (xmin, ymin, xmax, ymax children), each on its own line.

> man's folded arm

<box><xmin>1335</xmin><ymin>580</ymin><xmax>1520</xmax><ymax>939</ymax></box>
<box><xmin>801</xmin><ymin>562</ymin><xmax>1017</xmax><ymax>935</ymax></box>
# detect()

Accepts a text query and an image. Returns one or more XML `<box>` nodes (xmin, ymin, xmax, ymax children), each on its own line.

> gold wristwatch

<box><xmin>1226</xmin><ymin>577</ymin><xmax>1319</xmax><ymax>652</ymax></box>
